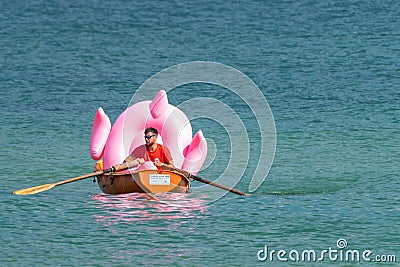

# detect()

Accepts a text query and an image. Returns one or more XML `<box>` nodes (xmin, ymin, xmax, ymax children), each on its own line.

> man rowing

<box><xmin>124</xmin><ymin>127</ymin><xmax>175</xmax><ymax>169</ymax></box>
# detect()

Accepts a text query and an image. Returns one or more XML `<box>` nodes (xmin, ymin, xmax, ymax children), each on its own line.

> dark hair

<box><xmin>144</xmin><ymin>127</ymin><xmax>158</xmax><ymax>135</ymax></box>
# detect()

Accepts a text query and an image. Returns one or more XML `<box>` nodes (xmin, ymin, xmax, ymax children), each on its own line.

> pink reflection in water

<box><xmin>91</xmin><ymin>193</ymin><xmax>209</xmax><ymax>225</ymax></box>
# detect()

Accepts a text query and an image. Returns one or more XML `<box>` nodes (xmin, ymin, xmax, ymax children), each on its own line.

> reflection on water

<box><xmin>91</xmin><ymin>193</ymin><xmax>209</xmax><ymax>225</ymax></box>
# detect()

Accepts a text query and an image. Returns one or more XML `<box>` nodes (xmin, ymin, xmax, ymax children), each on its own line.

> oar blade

<box><xmin>12</xmin><ymin>183</ymin><xmax>55</xmax><ymax>195</ymax></box>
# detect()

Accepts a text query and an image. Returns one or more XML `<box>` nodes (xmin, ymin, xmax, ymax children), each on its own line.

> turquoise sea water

<box><xmin>1</xmin><ymin>0</ymin><xmax>399</xmax><ymax>266</ymax></box>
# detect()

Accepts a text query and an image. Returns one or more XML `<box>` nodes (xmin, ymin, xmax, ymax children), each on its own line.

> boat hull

<box><xmin>96</xmin><ymin>169</ymin><xmax>190</xmax><ymax>194</ymax></box>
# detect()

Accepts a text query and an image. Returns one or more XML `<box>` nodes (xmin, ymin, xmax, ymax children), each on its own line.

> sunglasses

<box><xmin>144</xmin><ymin>135</ymin><xmax>156</xmax><ymax>140</ymax></box>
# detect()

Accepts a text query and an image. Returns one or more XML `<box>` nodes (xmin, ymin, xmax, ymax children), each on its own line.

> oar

<box><xmin>188</xmin><ymin>174</ymin><xmax>250</xmax><ymax>196</ymax></box>
<box><xmin>12</xmin><ymin>161</ymin><xmax>139</xmax><ymax>195</ymax></box>
<box><xmin>163</xmin><ymin>165</ymin><xmax>250</xmax><ymax>196</ymax></box>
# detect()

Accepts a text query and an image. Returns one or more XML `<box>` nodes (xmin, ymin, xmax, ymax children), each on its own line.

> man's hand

<box><xmin>154</xmin><ymin>159</ymin><xmax>174</xmax><ymax>168</ymax></box>
<box><xmin>154</xmin><ymin>158</ymin><xmax>162</xmax><ymax>167</ymax></box>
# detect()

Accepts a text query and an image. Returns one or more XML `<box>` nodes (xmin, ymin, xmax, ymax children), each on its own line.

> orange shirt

<box><xmin>131</xmin><ymin>144</ymin><xmax>173</xmax><ymax>164</ymax></box>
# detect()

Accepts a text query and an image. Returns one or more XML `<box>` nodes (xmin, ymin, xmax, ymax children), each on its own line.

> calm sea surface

<box><xmin>1</xmin><ymin>0</ymin><xmax>399</xmax><ymax>266</ymax></box>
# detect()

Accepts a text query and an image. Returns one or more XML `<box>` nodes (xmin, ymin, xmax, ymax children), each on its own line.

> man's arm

<box><xmin>162</xmin><ymin>146</ymin><xmax>174</xmax><ymax>168</ymax></box>
<box><xmin>154</xmin><ymin>159</ymin><xmax>174</xmax><ymax>168</ymax></box>
<box><xmin>124</xmin><ymin>155</ymin><xmax>145</xmax><ymax>165</ymax></box>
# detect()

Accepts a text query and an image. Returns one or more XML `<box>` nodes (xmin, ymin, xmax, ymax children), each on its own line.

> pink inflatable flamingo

<box><xmin>89</xmin><ymin>90</ymin><xmax>207</xmax><ymax>175</ymax></box>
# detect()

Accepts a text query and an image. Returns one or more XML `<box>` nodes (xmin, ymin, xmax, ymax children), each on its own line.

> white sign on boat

<box><xmin>149</xmin><ymin>174</ymin><xmax>171</xmax><ymax>185</ymax></box>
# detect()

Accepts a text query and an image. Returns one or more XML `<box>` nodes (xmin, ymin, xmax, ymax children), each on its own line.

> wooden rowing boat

<box><xmin>13</xmin><ymin>161</ymin><xmax>249</xmax><ymax>196</ymax></box>
<box><xmin>96</xmin><ymin>169</ymin><xmax>190</xmax><ymax>194</ymax></box>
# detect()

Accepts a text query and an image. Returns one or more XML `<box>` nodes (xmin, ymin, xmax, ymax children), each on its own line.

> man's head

<box><xmin>144</xmin><ymin>127</ymin><xmax>158</xmax><ymax>145</ymax></box>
